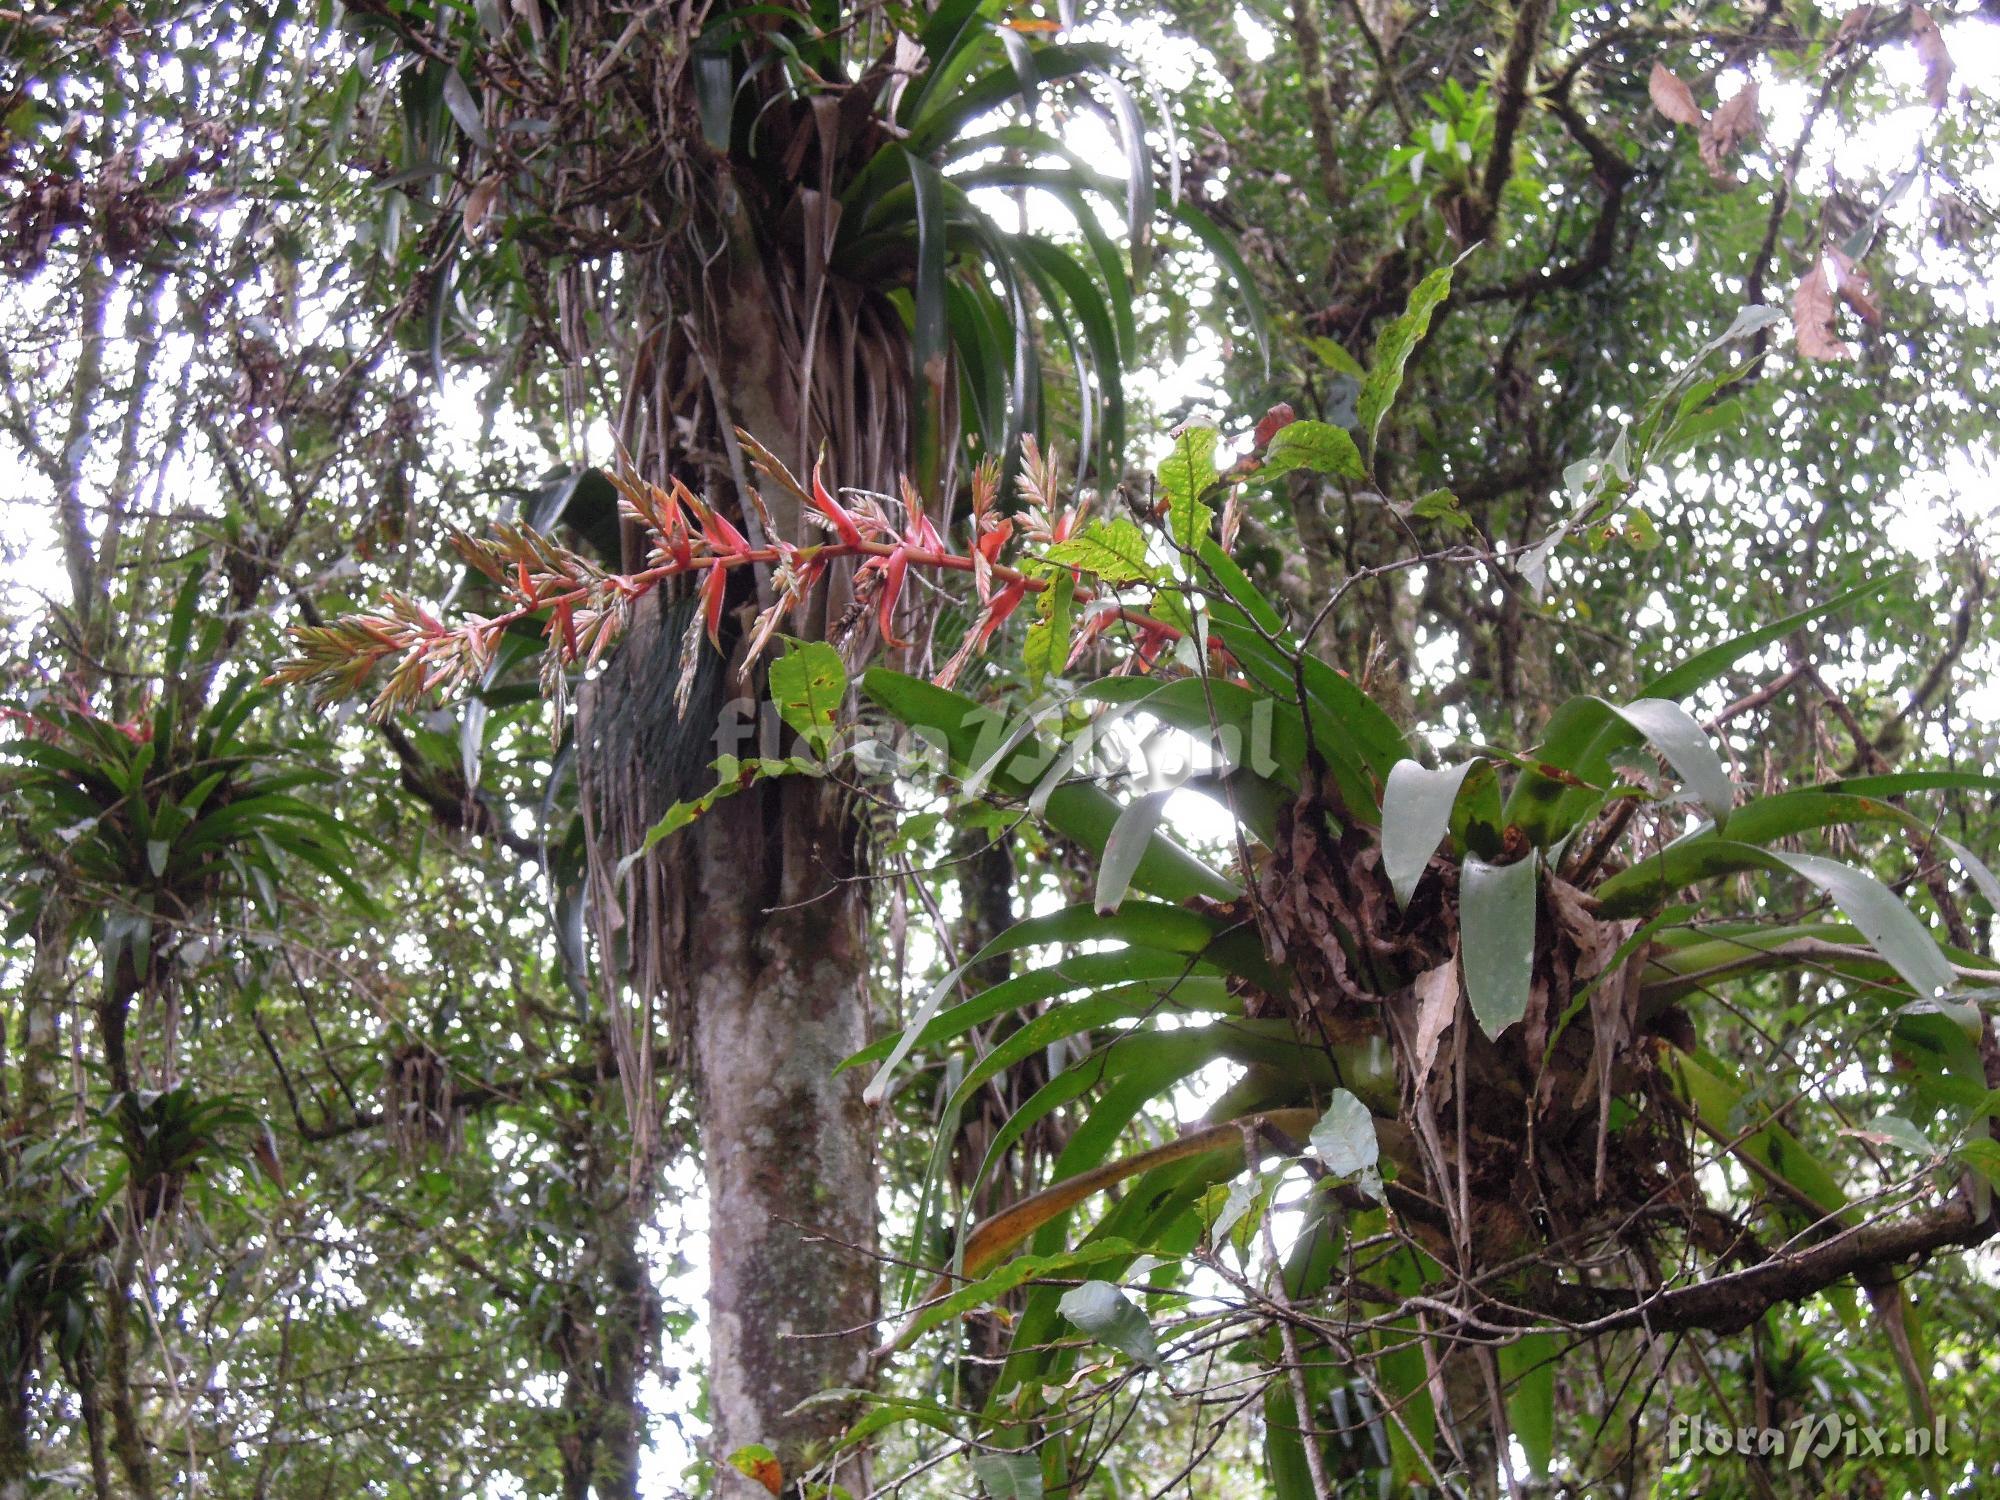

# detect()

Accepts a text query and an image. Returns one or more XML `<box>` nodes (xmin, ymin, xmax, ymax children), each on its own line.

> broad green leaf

<box><xmin>970</xmin><ymin>1452</ymin><xmax>1044</xmax><ymax>1500</ymax></box>
<box><xmin>1851</xmin><ymin>1113</ymin><xmax>1934</xmax><ymax>1156</ymax></box>
<box><xmin>1259</xmin><ymin>419</ymin><xmax>1363</xmax><ymax>482</ymax></box>
<box><xmin>1410</xmin><ymin>489</ymin><xmax>1472</xmax><ymax>529</ymax></box>
<box><xmin>769</xmin><ymin>639</ymin><xmax>847</xmax><ymax>754</ymax></box>
<box><xmin>1158</xmin><ymin>427</ymin><xmax>1219</xmax><ymax>548</ymax></box>
<box><xmin>1357</xmin><ymin>265</ymin><xmax>1452</xmax><ymax>461</ymax></box>
<box><xmin>1308</xmin><ymin>1089</ymin><xmax>1378</xmax><ymax>1178</ymax></box>
<box><xmin>1460</xmin><ymin>854</ymin><xmax>1537</xmax><ymax>1036</ymax></box>
<box><xmin>1022</xmin><ymin>570</ymin><xmax>1075</xmax><ymax>687</ymax></box>
<box><xmin>1043</xmin><ymin>518</ymin><xmax>1154</xmax><ymax>582</ymax></box>
<box><xmin>1958</xmin><ymin>1138</ymin><xmax>2000</xmax><ymax>1192</ymax></box>
<box><xmin>1057</xmin><ymin>1279</ymin><xmax>1162</xmax><ymax>1368</ymax></box>
<box><xmin>616</xmin><ymin>756</ymin><xmax>817</xmax><ymax>876</ymax></box>
<box><xmin>1382</xmin><ymin>759</ymin><xmax>1482</xmax><ymax>907</ymax></box>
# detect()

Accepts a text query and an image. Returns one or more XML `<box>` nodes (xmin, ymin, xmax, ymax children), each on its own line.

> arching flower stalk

<box><xmin>267</xmin><ymin>431</ymin><xmax>1228</xmax><ymax>723</ymax></box>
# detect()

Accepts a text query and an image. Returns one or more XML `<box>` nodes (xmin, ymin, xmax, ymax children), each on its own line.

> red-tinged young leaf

<box><xmin>1252</xmin><ymin>401</ymin><xmax>1296</xmax><ymax>450</ymax></box>
<box><xmin>1909</xmin><ymin>4</ymin><xmax>1953</xmax><ymax>108</ymax></box>
<box><xmin>1698</xmin><ymin>81</ymin><xmax>1759</xmax><ymax>182</ymax></box>
<box><xmin>1794</xmin><ymin>257</ymin><xmax>1855</xmax><ymax>360</ymax></box>
<box><xmin>1649</xmin><ymin>62</ymin><xmax>1704</xmax><ymax>128</ymax></box>
<box><xmin>727</xmin><ymin>1445</ymin><xmax>783</xmax><ymax>1496</ymax></box>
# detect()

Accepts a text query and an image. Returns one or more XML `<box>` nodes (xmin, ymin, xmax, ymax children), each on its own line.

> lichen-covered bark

<box><xmin>689</xmin><ymin>776</ymin><xmax>876</xmax><ymax>1494</ymax></box>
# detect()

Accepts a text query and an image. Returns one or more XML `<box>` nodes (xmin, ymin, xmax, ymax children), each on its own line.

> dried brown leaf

<box><xmin>1831</xmin><ymin>248</ymin><xmax>1882</xmax><ymax>326</ymax></box>
<box><xmin>1698</xmin><ymin>81</ymin><xmax>1761</xmax><ymax>183</ymax></box>
<box><xmin>462</xmin><ymin>176</ymin><xmax>501</xmax><ymax>240</ymax></box>
<box><xmin>1648</xmin><ymin>62</ymin><xmax>1705</xmax><ymax>128</ymax></box>
<box><xmin>1793</xmin><ymin>257</ymin><xmax>1855</xmax><ymax>361</ymax></box>
<box><xmin>1832</xmin><ymin>3</ymin><xmax>1875</xmax><ymax>51</ymax></box>
<box><xmin>1412</xmin><ymin>958</ymin><xmax>1459</xmax><ymax>1085</ymax></box>
<box><xmin>1909</xmin><ymin>4</ymin><xmax>1953</xmax><ymax>109</ymax></box>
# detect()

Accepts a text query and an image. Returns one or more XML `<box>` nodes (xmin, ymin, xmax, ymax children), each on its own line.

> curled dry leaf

<box><xmin>1698</xmin><ymin>81</ymin><xmax>1760</xmax><ymax>183</ymax></box>
<box><xmin>1831</xmin><ymin>3</ymin><xmax>1876</xmax><ymax>53</ymax></box>
<box><xmin>1648</xmin><ymin>62</ymin><xmax>1705</xmax><ymax>128</ymax></box>
<box><xmin>1794</xmin><ymin>256</ymin><xmax>1855</xmax><ymax>361</ymax></box>
<box><xmin>1908</xmin><ymin>4</ymin><xmax>1953</xmax><ymax>109</ymax></box>
<box><xmin>1410</xmin><ymin>957</ymin><xmax>1459</xmax><ymax>1087</ymax></box>
<box><xmin>462</xmin><ymin>176</ymin><xmax>502</xmax><ymax>240</ymax></box>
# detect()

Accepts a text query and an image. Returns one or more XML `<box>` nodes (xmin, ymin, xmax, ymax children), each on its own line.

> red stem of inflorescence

<box><xmin>353</xmin><ymin>539</ymin><xmax>1190</xmax><ymax>670</ymax></box>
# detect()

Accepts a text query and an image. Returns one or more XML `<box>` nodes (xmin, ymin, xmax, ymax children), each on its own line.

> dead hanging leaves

<box><xmin>1794</xmin><ymin>249</ymin><xmax>1881</xmax><ymax>362</ymax></box>
<box><xmin>1648</xmin><ymin>63</ymin><xmax>1761</xmax><ymax>184</ymax></box>
<box><xmin>1908</xmin><ymin>4</ymin><xmax>1954</xmax><ymax>109</ymax></box>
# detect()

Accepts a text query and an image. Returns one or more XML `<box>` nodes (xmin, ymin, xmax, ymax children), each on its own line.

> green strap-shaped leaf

<box><xmin>1096</xmin><ymin>790</ymin><xmax>1173</xmax><ymax>914</ymax></box>
<box><xmin>1665</xmin><ymin>1046</ymin><xmax>1849</xmax><ymax>1219</ymax></box>
<box><xmin>1607</xmin><ymin>697</ymin><xmax>1732</xmax><ymax>827</ymax></box>
<box><xmin>904</xmin><ymin>148</ymin><xmax>949</xmax><ymax>495</ymax></box>
<box><xmin>1098</xmin><ymin>71</ymin><xmax>1155</xmax><ymax>285</ymax></box>
<box><xmin>1177</xmin><ymin>201</ymin><xmax>1270</xmax><ymax>375</ymax></box>
<box><xmin>1504</xmin><ymin>694</ymin><xmax>1731</xmax><ymax>846</ymax></box>
<box><xmin>1597</xmin><ymin>788</ymin><xmax>1941</xmax><ymax>916</ymax></box>
<box><xmin>1499</xmin><ymin>1333</ymin><xmax>1557</xmax><ymax>1479</ymax></box>
<box><xmin>1627</xmin><ymin>846</ymin><xmax>1957</xmax><ymax>999</ymax></box>
<box><xmin>863</xmin><ymin>669</ymin><xmax>1238</xmax><ymax>902</ymax></box>
<box><xmin>1381</xmin><ymin>759</ymin><xmax>1482</xmax><ymax>907</ymax></box>
<box><xmin>1769</xmin><ymin>849</ymin><xmax>1956</xmax><ymax>999</ymax></box>
<box><xmin>1460</xmin><ymin>854</ymin><xmax>1538</xmax><ymax>1036</ymax></box>
<box><xmin>1640</xmin><ymin>571</ymin><xmax>1904</xmax><ymax>700</ymax></box>
<box><xmin>840</xmin><ymin>950</ymin><xmax>1223</xmax><ymax>1073</ymax></box>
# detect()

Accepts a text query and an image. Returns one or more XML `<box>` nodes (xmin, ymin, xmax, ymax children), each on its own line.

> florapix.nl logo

<box><xmin>1668</xmin><ymin>1412</ymin><xmax>1949</xmax><ymax>1469</ymax></box>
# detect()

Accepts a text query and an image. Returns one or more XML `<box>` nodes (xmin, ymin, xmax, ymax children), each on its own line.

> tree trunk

<box><xmin>690</xmin><ymin>776</ymin><xmax>876</xmax><ymax>1494</ymax></box>
<box><xmin>579</xmin><ymin>245</ymin><xmax>891</xmax><ymax>1491</ymax></box>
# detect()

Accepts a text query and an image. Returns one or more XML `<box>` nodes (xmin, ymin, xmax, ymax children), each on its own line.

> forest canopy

<box><xmin>2</xmin><ymin>1</ymin><xmax>1998</xmax><ymax>1498</ymax></box>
